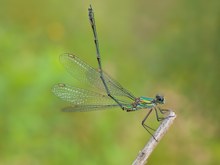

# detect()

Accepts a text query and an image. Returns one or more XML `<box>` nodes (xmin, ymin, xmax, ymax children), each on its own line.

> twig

<box><xmin>132</xmin><ymin>110</ymin><xmax>176</xmax><ymax>165</ymax></box>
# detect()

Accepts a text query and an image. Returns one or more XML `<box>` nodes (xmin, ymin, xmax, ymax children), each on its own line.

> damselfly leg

<box><xmin>142</xmin><ymin>109</ymin><xmax>158</xmax><ymax>141</ymax></box>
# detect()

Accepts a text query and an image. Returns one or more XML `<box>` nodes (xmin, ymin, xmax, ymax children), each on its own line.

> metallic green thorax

<box><xmin>124</xmin><ymin>96</ymin><xmax>156</xmax><ymax>111</ymax></box>
<box><xmin>124</xmin><ymin>95</ymin><xmax>165</xmax><ymax>111</ymax></box>
<box><xmin>138</xmin><ymin>96</ymin><xmax>155</xmax><ymax>109</ymax></box>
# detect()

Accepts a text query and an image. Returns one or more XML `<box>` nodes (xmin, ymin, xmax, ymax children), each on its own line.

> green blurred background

<box><xmin>1</xmin><ymin>0</ymin><xmax>220</xmax><ymax>164</ymax></box>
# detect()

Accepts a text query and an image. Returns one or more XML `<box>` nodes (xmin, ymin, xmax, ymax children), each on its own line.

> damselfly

<box><xmin>52</xmin><ymin>5</ymin><xmax>169</xmax><ymax>140</ymax></box>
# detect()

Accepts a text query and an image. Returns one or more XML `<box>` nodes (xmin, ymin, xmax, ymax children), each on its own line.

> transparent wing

<box><xmin>52</xmin><ymin>83</ymin><xmax>132</xmax><ymax>112</ymax></box>
<box><xmin>60</xmin><ymin>53</ymin><xmax>136</xmax><ymax>101</ymax></box>
<box><xmin>52</xmin><ymin>83</ymin><xmax>116</xmax><ymax>105</ymax></box>
<box><xmin>61</xmin><ymin>105</ymin><xmax>119</xmax><ymax>112</ymax></box>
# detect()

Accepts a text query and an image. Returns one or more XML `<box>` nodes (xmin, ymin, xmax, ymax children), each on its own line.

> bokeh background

<box><xmin>1</xmin><ymin>0</ymin><xmax>220</xmax><ymax>164</ymax></box>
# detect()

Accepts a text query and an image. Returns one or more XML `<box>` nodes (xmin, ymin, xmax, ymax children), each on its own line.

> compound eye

<box><xmin>156</xmin><ymin>94</ymin><xmax>164</xmax><ymax>102</ymax></box>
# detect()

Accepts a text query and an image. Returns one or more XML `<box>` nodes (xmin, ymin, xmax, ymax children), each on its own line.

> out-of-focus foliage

<box><xmin>0</xmin><ymin>0</ymin><xmax>220</xmax><ymax>164</ymax></box>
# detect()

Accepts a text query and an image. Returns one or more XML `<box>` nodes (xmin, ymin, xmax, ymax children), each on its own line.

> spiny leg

<box><xmin>159</xmin><ymin>108</ymin><xmax>176</xmax><ymax>119</ymax></box>
<box><xmin>142</xmin><ymin>109</ymin><xmax>158</xmax><ymax>141</ymax></box>
<box><xmin>155</xmin><ymin>107</ymin><xmax>174</xmax><ymax>121</ymax></box>
<box><xmin>159</xmin><ymin>108</ymin><xmax>170</xmax><ymax>114</ymax></box>
<box><xmin>142</xmin><ymin>109</ymin><xmax>156</xmax><ymax>131</ymax></box>
<box><xmin>154</xmin><ymin>107</ymin><xmax>164</xmax><ymax>121</ymax></box>
<box><xmin>88</xmin><ymin>5</ymin><xmax>125</xmax><ymax>110</ymax></box>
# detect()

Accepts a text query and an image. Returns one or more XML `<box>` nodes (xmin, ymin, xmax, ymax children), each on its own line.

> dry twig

<box><xmin>132</xmin><ymin>110</ymin><xmax>176</xmax><ymax>165</ymax></box>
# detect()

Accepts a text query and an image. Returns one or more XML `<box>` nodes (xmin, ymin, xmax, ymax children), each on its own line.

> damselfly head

<box><xmin>155</xmin><ymin>94</ymin><xmax>165</xmax><ymax>104</ymax></box>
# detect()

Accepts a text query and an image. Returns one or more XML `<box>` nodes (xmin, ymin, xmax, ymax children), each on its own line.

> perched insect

<box><xmin>52</xmin><ymin>5</ymin><xmax>170</xmax><ymax>141</ymax></box>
